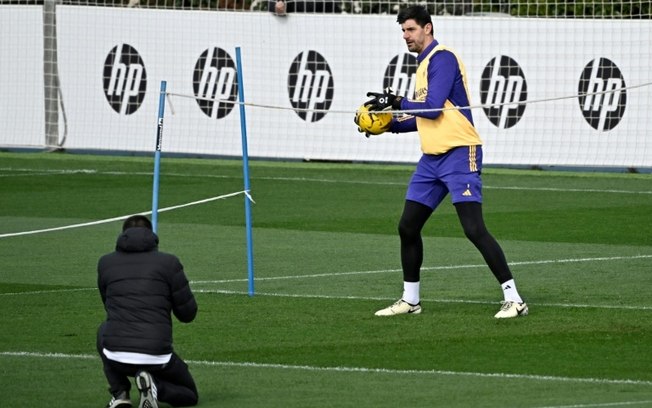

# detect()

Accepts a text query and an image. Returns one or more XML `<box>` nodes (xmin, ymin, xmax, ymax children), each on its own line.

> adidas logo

<box><xmin>462</xmin><ymin>189</ymin><xmax>472</xmax><ymax>196</ymax></box>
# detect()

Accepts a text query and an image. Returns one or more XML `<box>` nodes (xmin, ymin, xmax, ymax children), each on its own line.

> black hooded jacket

<box><xmin>98</xmin><ymin>227</ymin><xmax>197</xmax><ymax>355</ymax></box>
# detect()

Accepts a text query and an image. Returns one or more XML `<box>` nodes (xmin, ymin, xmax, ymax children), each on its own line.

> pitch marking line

<box><xmin>0</xmin><ymin>288</ymin><xmax>95</xmax><ymax>296</ymax></box>
<box><xmin>195</xmin><ymin>289</ymin><xmax>652</xmax><ymax>312</ymax></box>
<box><xmin>1</xmin><ymin>168</ymin><xmax>650</xmax><ymax>238</ymax></box>
<box><xmin>2</xmin><ymin>351</ymin><xmax>652</xmax><ymax>388</ymax></box>
<box><xmin>192</xmin><ymin>254</ymin><xmax>652</xmax><ymax>284</ymax></box>
<box><xmin>1</xmin><ymin>287</ymin><xmax>650</xmax><ymax>311</ymax></box>
<box><xmin>191</xmin><ymin>254</ymin><xmax>652</xmax><ymax>311</ymax></box>
<box><xmin>259</xmin><ymin>176</ymin><xmax>652</xmax><ymax>195</ymax></box>
<box><xmin>2</xmin><ymin>255</ymin><xmax>651</xmax><ymax>311</ymax></box>
<box><xmin>2</xmin><ymin>167</ymin><xmax>652</xmax><ymax>195</ymax></box>
<box><xmin>535</xmin><ymin>401</ymin><xmax>652</xmax><ymax>408</ymax></box>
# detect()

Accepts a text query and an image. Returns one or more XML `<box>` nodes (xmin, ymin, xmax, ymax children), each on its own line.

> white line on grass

<box><xmin>485</xmin><ymin>185</ymin><xmax>652</xmax><ymax>195</ymax></box>
<box><xmin>2</xmin><ymin>286</ymin><xmax>650</xmax><ymax>312</ymax></box>
<box><xmin>191</xmin><ymin>254</ymin><xmax>652</xmax><ymax>284</ymax></box>
<box><xmin>0</xmin><ymin>168</ymin><xmax>98</xmax><ymax>177</ymax></box>
<box><xmin>2</xmin><ymin>254</ymin><xmax>651</xmax><ymax>311</ymax></box>
<box><xmin>0</xmin><ymin>288</ymin><xmax>95</xmax><ymax>296</ymax></box>
<box><xmin>2</xmin><ymin>351</ymin><xmax>652</xmax><ymax>388</ymax></box>
<box><xmin>2</xmin><ymin>167</ymin><xmax>652</xmax><ymax>195</ymax></box>
<box><xmin>195</xmin><ymin>289</ymin><xmax>652</xmax><ymax>312</ymax></box>
<box><xmin>534</xmin><ymin>401</ymin><xmax>652</xmax><ymax>408</ymax></box>
<box><xmin>189</xmin><ymin>254</ymin><xmax>652</xmax><ymax>312</ymax></box>
<box><xmin>257</xmin><ymin>176</ymin><xmax>652</xmax><ymax>196</ymax></box>
<box><xmin>2</xmin><ymin>168</ymin><xmax>650</xmax><ymax>238</ymax></box>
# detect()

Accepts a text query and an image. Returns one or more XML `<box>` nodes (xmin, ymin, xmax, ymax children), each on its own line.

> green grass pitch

<box><xmin>1</xmin><ymin>152</ymin><xmax>651</xmax><ymax>407</ymax></box>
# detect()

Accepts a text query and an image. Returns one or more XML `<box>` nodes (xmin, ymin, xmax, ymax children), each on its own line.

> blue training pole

<box><xmin>151</xmin><ymin>80</ymin><xmax>167</xmax><ymax>233</ymax></box>
<box><xmin>235</xmin><ymin>47</ymin><xmax>255</xmax><ymax>296</ymax></box>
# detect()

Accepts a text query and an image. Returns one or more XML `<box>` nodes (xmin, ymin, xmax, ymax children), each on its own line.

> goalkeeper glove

<box><xmin>365</xmin><ymin>87</ymin><xmax>403</xmax><ymax>111</ymax></box>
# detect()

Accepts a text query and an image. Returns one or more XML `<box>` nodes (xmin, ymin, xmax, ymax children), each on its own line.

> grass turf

<box><xmin>1</xmin><ymin>152</ymin><xmax>651</xmax><ymax>407</ymax></box>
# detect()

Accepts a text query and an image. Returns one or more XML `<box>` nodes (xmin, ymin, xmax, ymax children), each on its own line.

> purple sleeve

<box><xmin>398</xmin><ymin>50</ymin><xmax>458</xmax><ymax>121</ymax></box>
<box><xmin>390</xmin><ymin>115</ymin><xmax>417</xmax><ymax>133</ymax></box>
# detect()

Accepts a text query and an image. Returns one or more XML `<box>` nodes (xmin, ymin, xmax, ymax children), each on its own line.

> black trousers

<box><xmin>97</xmin><ymin>322</ymin><xmax>199</xmax><ymax>407</ymax></box>
<box><xmin>398</xmin><ymin>200</ymin><xmax>513</xmax><ymax>284</ymax></box>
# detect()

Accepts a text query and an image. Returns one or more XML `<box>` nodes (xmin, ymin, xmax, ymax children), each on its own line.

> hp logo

<box><xmin>480</xmin><ymin>56</ymin><xmax>527</xmax><ymax>129</ymax></box>
<box><xmin>103</xmin><ymin>44</ymin><xmax>147</xmax><ymax>115</ymax></box>
<box><xmin>288</xmin><ymin>51</ymin><xmax>334</xmax><ymax>122</ymax></box>
<box><xmin>193</xmin><ymin>47</ymin><xmax>238</xmax><ymax>119</ymax></box>
<box><xmin>578</xmin><ymin>58</ymin><xmax>626</xmax><ymax>131</ymax></box>
<box><xmin>383</xmin><ymin>54</ymin><xmax>417</xmax><ymax>98</ymax></box>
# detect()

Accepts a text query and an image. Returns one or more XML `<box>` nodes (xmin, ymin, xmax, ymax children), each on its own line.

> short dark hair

<box><xmin>397</xmin><ymin>5</ymin><xmax>433</xmax><ymax>28</ymax></box>
<box><xmin>122</xmin><ymin>215</ymin><xmax>152</xmax><ymax>231</ymax></box>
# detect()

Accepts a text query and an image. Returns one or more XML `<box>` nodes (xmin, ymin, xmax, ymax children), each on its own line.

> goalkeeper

<box><xmin>359</xmin><ymin>5</ymin><xmax>528</xmax><ymax>319</ymax></box>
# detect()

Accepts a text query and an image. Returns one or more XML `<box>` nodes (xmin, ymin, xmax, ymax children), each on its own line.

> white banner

<box><xmin>0</xmin><ymin>7</ymin><xmax>45</xmax><ymax>148</ymax></box>
<box><xmin>2</xmin><ymin>6</ymin><xmax>651</xmax><ymax>168</ymax></box>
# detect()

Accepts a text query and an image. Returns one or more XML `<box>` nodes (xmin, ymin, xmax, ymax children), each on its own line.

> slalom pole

<box><xmin>235</xmin><ymin>47</ymin><xmax>255</xmax><ymax>297</ymax></box>
<box><xmin>151</xmin><ymin>80</ymin><xmax>167</xmax><ymax>233</ymax></box>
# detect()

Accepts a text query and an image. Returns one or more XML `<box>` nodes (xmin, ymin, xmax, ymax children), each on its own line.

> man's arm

<box><xmin>389</xmin><ymin>114</ymin><xmax>417</xmax><ymax>133</ymax></box>
<box><xmin>399</xmin><ymin>50</ymin><xmax>458</xmax><ymax>120</ymax></box>
<box><xmin>97</xmin><ymin>258</ymin><xmax>107</xmax><ymax>304</ymax></box>
<box><xmin>170</xmin><ymin>258</ymin><xmax>198</xmax><ymax>323</ymax></box>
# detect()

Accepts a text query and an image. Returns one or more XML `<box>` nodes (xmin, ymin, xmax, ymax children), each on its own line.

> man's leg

<box><xmin>375</xmin><ymin>200</ymin><xmax>432</xmax><ymax>316</ymax></box>
<box><xmin>150</xmin><ymin>353</ymin><xmax>198</xmax><ymax>407</ymax></box>
<box><xmin>454</xmin><ymin>202</ymin><xmax>527</xmax><ymax>318</ymax></box>
<box><xmin>97</xmin><ymin>323</ymin><xmax>133</xmax><ymax>397</ymax></box>
<box><xmin>375</xmin><ymin>153</ymin><xmax>448</xmax><ymax>316</ymax></box>
<box><xmin>454</xmin><ymin>201</ymin><xmax>513</xmax><ymax>284</ymax></box>
<box><xmin>399</xmin><ymin>200</ymin><xmax>433</xmax><ymax>284</ymax></box>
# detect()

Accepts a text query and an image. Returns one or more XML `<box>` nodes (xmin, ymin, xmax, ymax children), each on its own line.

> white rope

<box><xmin>164</xmin><ymin>81</ymin><xmax>652</xmax><ymax>115</ymax></box>
<box><xmin>0</xmin><ymin>190</ymin><xmax>253</xmax><ymax>239</ymax></box>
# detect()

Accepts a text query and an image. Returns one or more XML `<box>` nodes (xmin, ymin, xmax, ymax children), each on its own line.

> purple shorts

<box><xmin>405</xmin><ymin>145</ymin><xmax>483</xmax><ymax>209</ymax></box>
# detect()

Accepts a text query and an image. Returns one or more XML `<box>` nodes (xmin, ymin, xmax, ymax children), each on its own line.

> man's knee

<box><xmin>398</xmin><ymin>216</ymin><xmax>420</xmax><ymax>241</ymax></box>
<box><xmin>398</xmin><ymin>201</ymin><xmax>432</xmax><ymax>241</ymax></box>
<box><xmin>455</xmin><ymin>202</ymin><xmax>488</xmax><ymax>242</ymax></box>
<box><xmin>461</xmin><ymin>220</ymin><xmax>486</xmax><ymax>243</ymax></box>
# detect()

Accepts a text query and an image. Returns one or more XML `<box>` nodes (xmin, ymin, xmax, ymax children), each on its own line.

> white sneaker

<box><xmin>136</xmin><ymin>371</ymin><xmax>158</xmax><ymax>408</ymax></box>
<box><xmin>375</xmin><ymin>299</ymin><xmax>421</xmax><ymax>316</ymax></box>
<box><xmin>494</xmin><ymin>301</ymin><xmax>528</xmax><ymax>318</ymax></box>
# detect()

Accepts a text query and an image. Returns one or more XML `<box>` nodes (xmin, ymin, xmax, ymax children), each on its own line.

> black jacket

<box><xmin>98</xmin><ymin>227</ymin><xmax>197</xmax><ymax>355</ymax></box>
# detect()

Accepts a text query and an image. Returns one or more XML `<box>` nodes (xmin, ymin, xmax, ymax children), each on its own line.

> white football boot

<box><xmin>494</xmin><ymin>301</ymin><xmax>529</xmax><ymax>318</ymax></box>
<box><xmin>375</xmin><ymin>299</ymin><xmax>422</xmax><ymax>316</ymax></box>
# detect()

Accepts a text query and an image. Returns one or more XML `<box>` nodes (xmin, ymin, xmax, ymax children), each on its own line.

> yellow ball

<box><xmin>355</xmin><ymin>104</ymin><xmax>393</xmax><ymax>135</ymax></box>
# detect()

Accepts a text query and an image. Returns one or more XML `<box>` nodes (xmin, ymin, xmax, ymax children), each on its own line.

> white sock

<box><xmin>402</xmin><ymin>281</ymin><xmax>420</xmax><ymax>305</ymax></box>
<box><xmin>501</xmin><ymin>279</ymin><xmax>523</xmax><ymax>303</ymax></box>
